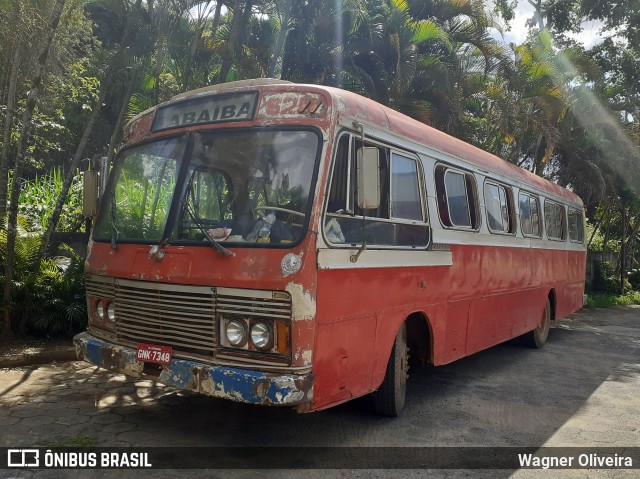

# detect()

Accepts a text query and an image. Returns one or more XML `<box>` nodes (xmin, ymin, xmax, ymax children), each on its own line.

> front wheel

<box><xmin>373</xmin><ymin>324</ymin><xmax>409</xmax><ymax>417</ymax></box>
<box><xmin>521</xmin><ymin>298</ymin><xmax>551</xmax><ymax>348</ymax></box>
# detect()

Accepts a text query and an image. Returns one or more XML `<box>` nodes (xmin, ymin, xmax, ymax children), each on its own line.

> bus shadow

<box><xmin>2</xmin><ymin>308</ymin><xmax>638</xmax><ymax>474</ymax></box>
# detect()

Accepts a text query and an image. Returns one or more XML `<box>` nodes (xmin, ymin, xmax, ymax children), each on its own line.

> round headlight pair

<box><xmin>225</xmin><ymin>320</ymin><xmax>273</xmax><ymax>351</ymax></box>
<box><xmin>96</xmin><ymin>300</ymin><xmax>116</xmax><ymax>323</ymax></box>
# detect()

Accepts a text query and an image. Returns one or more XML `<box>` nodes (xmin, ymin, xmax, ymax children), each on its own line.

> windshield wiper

<box><xmin>182</xmin><ymin>199</ymin><xmax>235</xmax><ymax>257</ymax></box>
<box><xmin>110</xmin><ymin>191</ymin><xmax>119</xmax><ymax>250</ymax></box>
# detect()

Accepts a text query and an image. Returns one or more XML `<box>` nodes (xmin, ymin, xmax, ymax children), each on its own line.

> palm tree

<box><xmin>2</xmin><ymin>0</ymin><xmax>67</xmax><ymax>337</ymax></box>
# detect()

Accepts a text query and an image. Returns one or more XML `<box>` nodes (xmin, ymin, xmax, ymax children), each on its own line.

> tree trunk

<box><xmin>211</xmin><ymin>1</ymin><xmax>223</xmax><ymax>38</ymax></box>
<box><xmin>38</xmin><ymin>87</ymin><xmax>105</xmax><ymax>262</ymax></box>
<box><xmin>107</xmin><ymin>64</ymin><xmax>142</xmax><ymax>166</ymax></box>
<box><xmin>587</xmin><ymin>205</ymin><xmax>610</xmax><ymax>248</ymax></box>
<box><xmin>37</xmin><ymin>0</ymin><xmax>144</xmax><ymax>262</ymax></box>
<box><xmin>2</xmin><ymin>0</ymin><xmax>67</xmax><ymax>338</ymax></box>
<box><xmin>183</xmin><ymin>1</ymin><xmax>212</xmax><ymax>90</ymax></box>
<box><xmin>154</xmin><ymin>37</ymin><xmax>165</xmax><ymax>104</ymax></box>
<box><xmin>0</xmin><ymin>47</ymin><xmax>21</xmax><ymax>228</ymax></box>
<box><xmin>620</xmin><ymin>205</ymin><xmax>626</xmax><ymax>294</ymax></box>
<box><xmin>602</xmin><ymin>207</ymin><xmax>612</xmax><ymax>253</ymax></box>
<box><xmin>218</xmin><ymin>0</ymin><xmax>254</xmax><ymax>82</ymax></box>
<box><xmin>267</xmin><ymin>0</ymin><xmax>293</xmax><ymax>78</ymax></box>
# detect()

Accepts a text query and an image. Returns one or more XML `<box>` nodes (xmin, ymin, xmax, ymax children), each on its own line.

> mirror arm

<box><xmin>350</xmin><ymin>234</ymin><xmax>366</xmax><ymax>263</ymax></box>
<box><xmin>350</xmin><ymin>120</ymin><xmax>366</xmax><ymax>263</ymax></box>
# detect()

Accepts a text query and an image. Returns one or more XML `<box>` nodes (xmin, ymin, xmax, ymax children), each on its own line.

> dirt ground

<box><xmin>0</xmin><ymin>306</ymin><xmax>638</xmax><ymax>478</ymax></box>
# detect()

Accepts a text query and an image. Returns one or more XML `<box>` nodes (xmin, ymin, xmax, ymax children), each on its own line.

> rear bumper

<box><xmin>73</xmin><ymin>332</ymin><xmax>313</xmax><ymax>406</ymax></box>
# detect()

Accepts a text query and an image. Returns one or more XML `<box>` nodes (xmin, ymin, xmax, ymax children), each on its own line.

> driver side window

<box><xmin>190</xmin><ymin>170</ymin><xmax>233</xmax><ymax>222</ymax></box>
<box><xmin>179</xmin><ymin>169</ymin><xmax>233</xmax><ymax>239</ymax></box>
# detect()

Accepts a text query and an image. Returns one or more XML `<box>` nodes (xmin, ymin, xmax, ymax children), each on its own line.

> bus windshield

<box><xmin>94</xmin><ymin>129</ymin><xmax>319</xmax><ymax>246</ymax></box>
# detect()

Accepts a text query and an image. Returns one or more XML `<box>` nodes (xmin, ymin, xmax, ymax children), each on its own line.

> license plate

<box><xmin>136</xmin><ymin>343</ymin><xmax>172</xmax><ymax>365</ymax></box>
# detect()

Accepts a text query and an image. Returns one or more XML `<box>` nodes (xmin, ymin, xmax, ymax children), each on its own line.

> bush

<box><xmin>628</xmin><ymin>269</ymin><xmax>640</xmax><ymax>291</ymax></box>
<box><xmin>1</xmin><ymin>217</ymin><xmax>86</xmax><ymax>338</ymax></box>
<box><xmin>11</xmin><ymin>168</ymin><xmax>84</xmax><ymax>232</ymax></box>
<box><xmin>591</xmin><ymin>261</ymin><xmax>624</xmax><ymax>294</ymax></box>
<box><xmin>586</xmin><ymin>291</ymin><xmax>640</xmax><ymax>308</ymax></box>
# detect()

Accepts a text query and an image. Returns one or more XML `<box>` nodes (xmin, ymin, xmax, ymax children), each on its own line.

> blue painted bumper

<box><xmin>73</xmin><ymin>332</ymin><xmax>313</xmax><ymax>406</ymax></box>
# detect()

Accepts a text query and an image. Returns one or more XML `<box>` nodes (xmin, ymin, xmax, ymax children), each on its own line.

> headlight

<box><xmin>106</xmin><ymin>303</ymin><xmax>116</xmax><ymax>322</ymax></box>
<box><xmin>225</xmin><ymin>320</ymin><xmax>247</xmax><ymax>347</ymax></box>
<box><xmin>96</xmin><ymin>301</ymin><xmax>106</xmax><ymax>320</ymax></box>
<box><xmin>250</xmin><ymin>321</ymin><xmax>273</xmax><ymax>350</ymax></box>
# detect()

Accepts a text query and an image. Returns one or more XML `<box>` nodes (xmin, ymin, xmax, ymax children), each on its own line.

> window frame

<box><xmin>390</xmin><ymin>152</ymin><xmax>426</xmax><ymax>222</ymax></box>
<box><xmin>544</xmin><ymin>199</ymin><xmax>567</xmax><ymax>242</ymax></box>
<box><xmin>568</xmin><ymin>207</ymin><xmax>584</xmax><ymax>243</ymax></box>
<box><xmin>483</xmin><ymin>180</ymin><xmax>516</xmax><ymax>235</ymax></box>
<box><xmin>435</xmin><ymin>163</ymin><xmax>481</xmax><ymax>232</ymax></box>
<box><xmin>322</xmin><ymin>130</ymin><xmax>430</xmax><ymax>249</ymax></box>
<box><xmin>518</xmin><ymin>191</ymin><xmax>542</xmax><ymax>238</ymax></box>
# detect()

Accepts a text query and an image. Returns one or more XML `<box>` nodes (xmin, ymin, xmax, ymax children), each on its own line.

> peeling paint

<box><xmin>200</xmin><ymin>374</ymin><xmax>216</xmax><ymax>395</ymax></box>
<box><xmin>286</xmin><ymin>282</ymin><xmax>316</xmax><ymax>321</ymax></box>
<box><xmin>123</xmin><ymin>361</ymin><xmax>143</xmax><ymax>377</ymax></box>
<box><xmin>302</xmin><ymin>350</ymin><xmax>313</xmax><ymax>363</ymax></box>
<box><xmin>73</xmin><ymin>332</ymin><xmax>313</xmax><ymax>407</ymax></box>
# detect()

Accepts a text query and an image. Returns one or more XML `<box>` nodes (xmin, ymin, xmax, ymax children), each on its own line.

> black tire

<box><xmin>521</xmin><ymin>298</ymin><xmax>551</xmax><ymax>348</ymax></box>
<box><xmin>373</xmin><ymin>323</ymin><xmax>409</xmax><ymax>417</ymax></box>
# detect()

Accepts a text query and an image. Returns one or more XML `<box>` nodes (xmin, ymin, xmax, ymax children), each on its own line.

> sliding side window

<box><xmin>568</xmin><ymin>207</ymin><xmax>584</xmax><ymax>243</ymax></box>
<box><xmin>519</xmin><ymin>192</ymin><xmax>541</xmax><ymax>237</ymax></box>
<box><xmin>484</xmin><ymin>181</ymin><xmax>515</xmax><ymax>234</ymax></box>
<box><xmin>544</xmin><ymin>200</ymin><xmax>566</xmax><ymax>241</ymax></box>
<box><xmin>324</xmin><ymin>134</ymin><xmax>428</xmax><ymax>247</ymax></box>
<box><xmin>435</xmin><ymin>165</ymin><xmax>479</xmax><ymax>230</ymax></box>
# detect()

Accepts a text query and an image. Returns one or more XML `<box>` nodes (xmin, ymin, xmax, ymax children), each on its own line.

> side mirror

<box><xmin>356</xmin><ymin>147</ymin><xmax>380</xmax><ymax>210</ymax></box>
<box><xmin>82</xmin><ymin>170</ymin><xmax>99</xmax><ymax>217</ymax></box>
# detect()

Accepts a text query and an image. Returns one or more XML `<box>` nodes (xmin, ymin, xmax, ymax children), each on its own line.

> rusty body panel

<box><xmin>75</xmin><ymin>80</ymin><xmax>586</xmax><ymax>413</ymax></box>
<box><xmin>74</xmin><ymin>333</ymin><xmax>312</xmax><ymax>405</ymax></box>
<box><xmin>312</xmin><ymin>245</ymin><xmax>585</xmax><ymax>410</ymax></box>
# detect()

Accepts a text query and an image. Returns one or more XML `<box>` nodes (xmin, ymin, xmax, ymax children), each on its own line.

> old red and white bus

<box><xmin>75</xmin><ymin>79</ymin><xmax>586</xmax><ymax>416</ymax></box>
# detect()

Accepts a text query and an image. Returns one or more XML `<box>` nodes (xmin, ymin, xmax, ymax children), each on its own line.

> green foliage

<box><xmin>590</xmin><ymin>260</ymin><xmax>635</xmax><ymax>295</ymax></box>
<box><xmin>590</xmin><ymin>261</ymin><xmax>627</xmax><ymax>294</ymax></box>
<box><xmin>585</xmin><ymin>219</ymin><xmax>602</xmax><ymax>250</ymax></box>
<box><xmin>10</xmin><ymin>169</ymin><xmax>84</xmax><ymax>232</ymax></box>
<box><xmin>585</xmin><ymin>291</ymin><xmax>640</xmax><ymax>309</ymax></box>
<box><xmin>628</xmin><ymin>269</ymin><xmax>640</xmax><ymax>291</ymax></box>
<box><xmin>24</xmin><ymin>244</ymin><xmax>87</xmax><ymax>338</ymax></box>
<box><xmin>0</xmin><ymin>218</ymin><xmax>86</xmax><ymax>338</ymax></box>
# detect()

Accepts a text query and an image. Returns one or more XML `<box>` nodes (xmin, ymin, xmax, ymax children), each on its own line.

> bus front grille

<box><xmin>85</xmin><ymin>276</ymin><xmax>292</xmax><ymax>361</ymax></box>
<box><xmin>114</xmin><ymin>279</ymin><xmax>216</xmax><ymax>357</ymax></box>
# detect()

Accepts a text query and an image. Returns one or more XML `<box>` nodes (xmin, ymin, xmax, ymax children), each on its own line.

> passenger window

<box><xmin>519</xmin><ymin>192</ymin><xmax>541</xmax><ymax>237</ymax></box>
<box><xmin>544</xmin><ymin>200</ymin><xmax>566</xmax><ymax>241</ymax></box>
<box><xmin>391</xmin><ymin>154</ymin><xmax>423</xmax><ymax>221</ymax></box>
<box><xmin>568</xmin><ymin>207</ymin><xmax>584</xmax><ymax>243</ymax></box>
<box><xmin>324</xmin><ymin>133</ymin><xmax>429</xmax><ymax>247</ymax></box>
<box><xmin>435</xmin><ymin>165</ymin><xmax>479</xmax><ymax>229</ymax></box>
<box><xmin>484</xmin><ymin>182</ymin><xmax>513</xmax><ymax>233</ymax></box>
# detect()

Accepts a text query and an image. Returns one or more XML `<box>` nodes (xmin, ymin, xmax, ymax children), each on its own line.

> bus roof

<box><xmin>317</xmin><ymin>85</ymin><xmax>582</xmax><ymax>207</ymax></box>
<box><xmin>131</xmin><ymin>79</ymin><xmax>582</xmax><ymax>207</ymax></box>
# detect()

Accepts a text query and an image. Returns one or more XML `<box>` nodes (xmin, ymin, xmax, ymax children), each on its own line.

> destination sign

<box><xmin>151</xmin><ymin>92</ymin><xmax>258</xmax><ymax>132</ymax></box>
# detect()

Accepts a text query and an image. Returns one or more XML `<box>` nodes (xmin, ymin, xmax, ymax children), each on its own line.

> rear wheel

<box><xmin>522</xmin><ymin>298</ymin><xmax>551</xmax><ymax>348</ymax></box>
<box><xmin>373</xmin><ymin>324</ymin><xmax>409</xmax><ymax>417</ymax></box>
